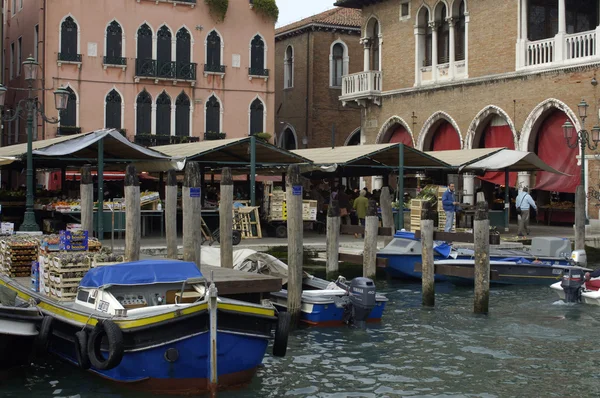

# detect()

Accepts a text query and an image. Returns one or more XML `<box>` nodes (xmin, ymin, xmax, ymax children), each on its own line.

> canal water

<box><xmin>2</xmin><ymin>279</ymin><xmax>599</xmax><ymax>398</ymax></box>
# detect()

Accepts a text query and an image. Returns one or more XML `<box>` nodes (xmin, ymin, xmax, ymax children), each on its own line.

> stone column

<box><xmin>555</xmin><ymin>0</ymin><xmax>566</xmax><ymax>61</ymax></box>
<box><xmin>464</xmin><ymin>13</ymin><xmax>470</xmax><ymax>75</ymax></box>
<box><xmin>463</xmin><ymin>172</ymin><xmax>475</xmax><ymax>205</ymax></box>
<box><xmin>362</xmin><ymin>38</ymin><xmax>370</xmax><ymax>71</ymax></box>
<box><xmin>430</xmin><ymin>22</ymin><xmax>439</xmax><ymax>81</ymax></box>
<box><xmin>448</xmin><ymin>17</ymin><xmax>456</xmax><ymax>80</ymax></box>
<box><xmin>414</xmin><ymin>26</ymin><xmax>424</xmax><ymax>86</ymax></box>
<box><xmin>517</xmin><ymin>171</ymin><xmax>531</xmax><ymax>191</ymax></box>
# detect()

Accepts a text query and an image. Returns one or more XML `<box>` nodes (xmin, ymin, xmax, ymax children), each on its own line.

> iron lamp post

<box><xmin>0</xmin><ymin>56</ymin><xmax>70</xmax><ymax>232</ymax></box>
<box><xmin>562</xmin><ymin>99</ymin><xmax>600</xmax><ymax>225</ymax></box>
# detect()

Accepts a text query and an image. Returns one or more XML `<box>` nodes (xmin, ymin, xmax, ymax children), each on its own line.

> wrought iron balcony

<box><xmin>204</xmin><ymin>132</ymin><xmax>226</xmax><ymax>140</ymax></box>
<box><xmin>58</xmin><ymin>53</ymin><xmax>82</xmax><ymax>63</ymax></box>
<box><xmin>139</xmin><ymin>0</ymin><xmax>196</xmax><ymax>6</ymax></box>
<box><xmin>248</xmin><ymin>67</ymin><xmax>269</xmax><ymax>77</ymax></box>
<box><xmin>204</xmin><ymin>64</ymin><xmax>226</xmax><ymax>74</ymax></box>
<box><xmin>57</xmin><ymin>126</ymin><xmax>82</xmax><ymax>136</ymax></box>
<box><xmin>135</xmin><ymin>59</ymin><xmax>197</xmax><ymax>81</ymax></box>
<box><xmin>134</xmin><ymin>134</ymin><xmax>200</xmax><ymax>147</ymax></box>
<box><xmin>103</xmin><ymin>56</ymin><xmax>127</xmax><ymax>67</ymax></box>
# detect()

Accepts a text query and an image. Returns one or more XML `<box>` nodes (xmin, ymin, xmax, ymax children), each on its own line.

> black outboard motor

<box><xmin>561</xmin><ymin>267</ymin><xmax>584</xmax><ymax>303</ymax></box>
<box><xmin>347</xmin><ymin>277</ymin><xmax>377</xmax><ymax>326</ymax></box>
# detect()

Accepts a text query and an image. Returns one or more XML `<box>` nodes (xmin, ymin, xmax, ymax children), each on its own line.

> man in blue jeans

<box><xmin>441</xmin><ymin>183</ymin><xmax>460</xmax><ymax>232</ymax></box>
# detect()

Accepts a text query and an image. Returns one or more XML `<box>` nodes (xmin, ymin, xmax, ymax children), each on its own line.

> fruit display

<box><xmin>0</xmin><ymin>237</ymin><xmax>39</xmax><ymax>277</ymax></box>
<box><xmin>416</xmin><ymin>185</ymin><xmax>441</xmax><ymax>207</ymax></box>
<box><xmin>543</xmin><ymin>201</ymin><xmax>575</xmax><ymax>210</ymax></box>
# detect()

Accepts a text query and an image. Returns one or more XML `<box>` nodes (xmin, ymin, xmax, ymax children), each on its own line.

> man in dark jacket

<box><xmin>441</xmin><ymin>183</ymin><xmax>460</xmax><ymax>232</ymax></box>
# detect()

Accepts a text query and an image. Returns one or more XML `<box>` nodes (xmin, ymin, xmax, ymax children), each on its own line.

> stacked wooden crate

<box><xmin>234</xmin><ymin>206</ymin><xmax>262</xmax><ymax>239</ymax></box>
<box><xmin>302</xmin><ymin>200</ymin><xmax>318</xmax><ymax>221</ymax></box>
<box><xmin>268</xmin><ymin>190</ymin><xmax>286</xmax><ymax>221</ymax></box>
<box><xmin>47</xmin><ymin>253</ymin><xmax>91</xmax><ymax>301</ymax></box>
<box><xmin>410</xmin><ymin>199</ymin><xmax>425</xmax><ymax>232</ymax></box>
<box><xmin>0</xmin><ymin>239</ymin><xmax>39</xmax><ymax>277</ymax></box>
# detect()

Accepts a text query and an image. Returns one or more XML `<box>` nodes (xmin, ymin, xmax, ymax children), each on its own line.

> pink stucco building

<box><xmin>3</xmin><ymin>0</ymin><xmax>275</xmax><ymax>146</ymax></box>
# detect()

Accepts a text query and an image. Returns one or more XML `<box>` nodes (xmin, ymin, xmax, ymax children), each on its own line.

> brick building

<box><xmin>275</xmin><ymin>7</ymin><xmax>362</xmax><ymax>150</ymax></box>
<box><xmin>336</xmin><ymin>0</ymin><xmax>600</xmax><ymax>221</ymax></box>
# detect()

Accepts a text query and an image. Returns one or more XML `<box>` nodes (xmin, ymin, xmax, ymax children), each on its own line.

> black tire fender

<box><xmin>74</xmin><ymin>330</ymin><xmax>91</xmax><ymax>370</ymax></box>
<box><xmin>273</xmin><ymin>312</ymin><xmax>291</xmax><ymax>357</ymax></box>
<box><xmin>35</xmin><ymin>316</ymin><xmax>53</xmax><ymax>355</ymax></box>
<box><xmin>87</xmin><ymin>320</ymin><xmax>124</xmax><ymax>371</ymax></box>
<box><xmin>232</xmin><ymin>230</ymin><xmax>242</xmax><ymax>246</ymax></box>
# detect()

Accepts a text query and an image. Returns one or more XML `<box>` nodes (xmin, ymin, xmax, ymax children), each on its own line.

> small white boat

<box><xmin>549</xmin><ymin>250</ymin><xmax>597</xmax><ymax>304</ymax></box>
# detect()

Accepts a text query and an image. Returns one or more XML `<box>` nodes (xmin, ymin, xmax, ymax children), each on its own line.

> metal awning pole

<box><xmin>504</xmin><ymin>168</ymin><xmax>509</xmax><ymax>232</ymax></box>
<box><xmin>250</xmin><ymin>135</ymin><xmax>256</xmax><ymax>206</ymax></box>
<box><xmin>397</xmin><ymin>144</ymin><xmax>405</xmax><ymax>231</ymax></box>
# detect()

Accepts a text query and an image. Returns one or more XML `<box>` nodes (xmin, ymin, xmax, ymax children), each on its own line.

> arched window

<box><xmin>175</xmin><ymin>92</ymin><xmax>190</xmax><ymax>137</ymax></box>
<box><xmin>59</xmin><ymin>16</ymin><xmax>79</xmax><ymax>62</ymax></box>
<box><xmin>105</xmin><ymin>89</ymin><xmax>122</xmax><ymax>129</ymax></box>
<box><xmin>206</xmin><ymin>30</ymin><xmax>222</xmax><ymax>72</ymax></box>
<box><xmin>157</xmin><ymin>26</ymin><xmax>174</xmax><ymax>79</ymax></box>
<box><xmin>105</xmin><ymin>21</ymin><xmax>124</xmax><ymax>65</ymax></box>
<box><xmin>249</xmin><ymin>98</ymin><xmax>264</xmax><ymax>135</ymax></box>
<box><xmin>156</xmin><ymin>91</ymin><xmax>171</xmax><ymax>136</ymax></box>
<box><xmin>284</xmin><ymin>45</ymin><xmax>293</xmax><ymax>88</ymax></box>
<box><xmin>331</xmin><ymin>43</ymin><xmax>344</xmax><ymax>87</ymax></box>
<box><xmin>280</xmin><ymin>128</ymin><xmax>297</xmax><ymax>150</ymax></box>
<box><xmin>424</xmin><ymin>10</ymin><xmax>432</xmax><ymax>66</ymax></box>
<box><xmin>136</xmin><ymin>24</ymin><xmax>153</xmax><ymax>76</ymax></box>
<box><xmin>136</xmin><ymin>90</ymin><xmax>152</xmax><ymax>135</ymax></box>
<box><xmin>437</xmin><ymin>4</ymin><xmax>450</xmax><ymax>64</ymax></box>
<box><xmin>176</xmin><ymin>27</ymin><xmax>191</xmax><ymax>79</ymax></box>
<box><xmin>250</xmin><ymin>34</ymin><xmax>266</xmax><ymax>76</ymax></box>
<box><xmin>455</xmin><ymin>1</ymin><xmax>466</xmax><ymax>61</ymax></box>
<box><xmin>60</xmin><ymin>87</ymin><xmax>77</xmax><ymax>127</ymax></box>
<box><xmin>205</xmin><ymin>95</ymin><xmax>221</xmax><ymax>134</ymax></box>
<box><xmin>370</xmin><ymin>21</ymin><xmax>380</xmax><ymax>71</ymax></box>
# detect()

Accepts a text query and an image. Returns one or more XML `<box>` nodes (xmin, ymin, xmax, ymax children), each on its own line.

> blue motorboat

<box><xmin>378</xmin><ymin>231</ymin><xmax>575</xmax><ymax>284</ymax></box>
<box><xmin>0</xmin><ymin>260</ymin><xmax>288</xmax><ymax>395</ymax></box>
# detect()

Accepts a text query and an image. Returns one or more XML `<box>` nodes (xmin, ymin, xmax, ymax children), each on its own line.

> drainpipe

<box><xmin>42</xmin><ymin>0</ymin><xmax>47</xmax><ymax>139</ymax></box>
<box><xmin>305</xmin><ymin>30</ymin><xmax>310</xmax><ymax>146</ymax></box>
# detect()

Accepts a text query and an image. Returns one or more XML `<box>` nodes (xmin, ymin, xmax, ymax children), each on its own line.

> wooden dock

<box><xmin>200</xmin><ymin>265</ymin><xmax>282</xmax><ymax>295</ymax></box>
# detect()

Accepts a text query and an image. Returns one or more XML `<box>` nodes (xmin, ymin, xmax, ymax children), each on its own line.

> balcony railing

<box><xmin>134</xmin><ymin>134</ymin><xmax>199</xmax><ymax>147</ymax></box>
<box><xmin>248</xmin><ymin>67</ymin><xmax>269</xmax><ymax>77</ymax></box>
<box><xmin>204</xmin><ymin>132</ymin><xmax>226</xmax><ymax>140</ymax></box>
<box><xmin>340</xmin><ymin>71</ymin><xmax>382</xmax><ymax>105</ymax></box>
<box><xmin>57</xmin><ymin>126</ymin><xmax>82</xmax><ymax>136</ymax></box>
<box><xmin>566</xmin><ymin>30</ymin><xmax>596</xmax><ymax>60</ymax></box>
<box><xmin>58</xmin><ymin>53</ymin><xmax>82</xmax><ymax>63</ymax></box>
<box><xmin>521</xmin><ymin>28</ymin><xmax>599</xmax><ymax>68</ymax></box>
<box><xmin>527</xmin><ymin>37</ymin><xmax>555</xmax><ymax>67</ymax></box>
<box><xmin>135</xmin><ymin>59</ymin><xmax>197</xmax><ymax>81</ymax></box>
<box><xmin>103</xmin><ymin>56</ymin><xmax>127</xmax><ymax>67</ymax></box>
<box><xmin>139</xmin><ymin>0</ymin><xmax>196</xmax><ymax>6</ymax></box>
<box><xmin>204</xmin><ymin>64</ymin><xmax>226</xmax><ymax>74</ymax></box>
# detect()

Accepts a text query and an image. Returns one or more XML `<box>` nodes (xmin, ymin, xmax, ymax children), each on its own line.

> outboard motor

<box><xmin>561</xmin><ymin>267</ymin><xmax>584</xmax><ymax>303</ymax></box>
<box><xmin>347</xmin><ymin>277</ymin><xmax>377</xmax><ymax>326</ymax></box>
<box><xmin>570</xmin><ymin>249</ymin><xmax>587</xmax><ymax>267</ymax></box>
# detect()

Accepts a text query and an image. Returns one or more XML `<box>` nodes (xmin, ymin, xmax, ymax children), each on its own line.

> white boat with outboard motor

<box><xmin>550</xmin><ymin>250</ymin><xmax>600</xmax><ymax>304</ymax></box>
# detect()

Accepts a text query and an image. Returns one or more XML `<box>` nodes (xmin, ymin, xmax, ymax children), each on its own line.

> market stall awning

<box><xmin>154</xmin><ymin>137</ymin><xmax>310</xmax><ymax>166</ymax></box>
<box><xmin>424</xmin><ymin>148</ymin><xmax>504</xmax><ymax>168</ymax></box>
<box><xmin>459</xmin><ymin>149</ymin><xmax>569</xmax><ymax>175</ymax></box>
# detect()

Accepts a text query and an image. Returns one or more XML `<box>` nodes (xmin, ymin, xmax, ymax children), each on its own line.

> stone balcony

<box><xmin>340</xmin><ymin>70</ymin><xmax>382</xmax><ymax>106</ymax></box>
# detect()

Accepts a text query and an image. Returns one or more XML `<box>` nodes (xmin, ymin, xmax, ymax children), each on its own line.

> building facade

<box><xmin>275</xmin><ymin>7</ymin><xmax>362</xmax><ymax>150</ymax></box>
<box><xmin>3</xmin><ymin>0</ymin><xmax>275</xmax><ymax>146</ymax></box>
<box><xmin>336</xmin><ymin>0</ymin><xmax>600</xmax><ymax>219</ymax></box>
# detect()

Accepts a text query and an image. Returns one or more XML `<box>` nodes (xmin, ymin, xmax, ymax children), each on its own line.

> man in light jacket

<box><xmin>516</xmin><ymin>187</ymin><xmax>537</xmax><ymax>237</ymax></box>
<box><xmin>441</xmin><ymin>183</ymin><xmax>460</xmax><ymax>232</ymax></box>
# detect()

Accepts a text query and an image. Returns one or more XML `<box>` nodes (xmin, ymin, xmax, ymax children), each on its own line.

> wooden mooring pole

<box><xmin>183</xmin><ymin>162</ymin><xmax>202</xmax><ymax>268</ymax></box>
<box><xmin>380</xmin><ymin>185</ymin><xmax>394</xmax><ymax>245</ymax></box>
<box><xmin>575</xmin><ymin>184</ymin><xmax>585</xmax><ymax>251</ymax></box>
<box><xmin>125</xmin><ymin>164</ymin><xmax>141</xmax><ymax>262</ymax></box>
<box><xmin>421</xmin><ymin>201</ymin><xmax>435</xmax><ymax>307</ymax></box>
<box><xmin>80</xmin><ymin>165</ymin><xmax>93</xmax><ymax>236</ymax></box>
<box><xmin>326</xmin><ymin>199</ymin><xmax>340</xmax><ymax>278</ymax></box>
<box><xmin>286</xmin><ymin>165</ymin><xmax>303</xmax><ymax>327</ymax></box>
<box><xmin>220</xmin><ymin>167</ymin><xmax>234</xmax><ymax>269</ymax></box>
<box><xmin>363</xmin><ymin>200</ymin><xmax>378</xmax><ymax>279</ymax></box>
<box><xmin>165</xmin><ymin>169</ymin><xmax>178</xmax><ymax>259</ymax></box>
<box><xmin>474</xmin><ymin>201</ymin><xmax>490</xmax><ymax>314</ymax></box>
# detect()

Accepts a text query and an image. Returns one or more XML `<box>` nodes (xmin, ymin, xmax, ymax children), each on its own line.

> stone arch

<box><xmin>344</xmin><ymin>127</ymin><xmax>361</xmax><ymax>146</ymax></box>
<box><xmin>433</xmin><ymin>0</ymin><xmax>450</xmax><ymax>19</ymax></box>
<box><xmin>466</xmin><ymin>105</ymin><xmax>517</xmax><ymax>149</ymax></box>
<box><xmin>417</xmin><ymin>111</ymin><xmax>462</xmax><ymax>150</ymax></box>
<box><xmin>451</xmin><ymin>0</ymin><xmax>468</xmax><ymax>15</ymax></box>
<box><xmin>519</xmin><ymin>98</ymin><xmax>581</xmax><ymax>152</ymax></box>
<box><xmin>363</xmin><ymin>15</ymin><xmax>381</xmax><ymax>37</ymax></box>
<box><xmin>278</xmin><ymin>123</ymin><xmax>298</xmax><ymax>150</ymax></box>
<box><xmin>376</xmin><ymin>115</ymin><xmax>414</xmax><ymax>145</ymax></box>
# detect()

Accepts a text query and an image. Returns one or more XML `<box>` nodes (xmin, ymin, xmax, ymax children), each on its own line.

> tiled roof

<box><xmin>275</xmin><ymin>7</ymin><xmax>362</xmax><ymax>35</ymax></box>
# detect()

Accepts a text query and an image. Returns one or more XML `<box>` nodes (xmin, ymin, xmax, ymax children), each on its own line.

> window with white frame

<box><xmin>330</xmin><ymin>41</ymin><xmax>348</xmax><ymax>87</ymax></box>
<box><xmin>105</xmin><ymin>89</ymin><xmax>122</xmax><ymax>129</ymax></box>
<box><xmin>284</xmin><ymin>45</ymin><xmax>293</xmax><ymax>88</ymax></box>
<box><xmin>175</xmin><ymin>91</ymin><xmax>191</xmax><ymax>137</ymax></box>
<box><xmin>400</xmin><ymin>1</ymin><xmax>410</xmax><ymax>20</ymax></box>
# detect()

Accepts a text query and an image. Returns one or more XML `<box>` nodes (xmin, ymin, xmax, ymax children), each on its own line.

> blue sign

<box><xmin>292</xmin><ymin>185</ymin><xmax>302</xmax><ymax>196</ymax></box>
<box><xmin>190</xmin><ymin>187</ymin><xmax>201</xmax><ymax>198</ymax></box>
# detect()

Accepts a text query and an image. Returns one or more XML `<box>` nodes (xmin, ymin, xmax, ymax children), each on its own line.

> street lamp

<box><xmin>562</xmin><ymin>99</ymin><xmax>600</xmax><ymax>225</ymax></box>
<box><xmin>0</xmin><ymin>55</ymin><xmax>70</xmax><ymax>231</ymax></box>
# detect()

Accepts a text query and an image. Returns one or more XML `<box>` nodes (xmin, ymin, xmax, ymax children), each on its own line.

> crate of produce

<box><xmin>92</xmin><ymin>253</ymin><xmax>125</xmax><ymax>268</ymax></box>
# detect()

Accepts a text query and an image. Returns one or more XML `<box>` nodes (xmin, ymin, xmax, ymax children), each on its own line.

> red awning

<box><xmin>431</xmin><ymin>121</ymin><xmax>461</xmax><ymax>151</ymax></box>
<box><xmin>388</xmin><ymin>125</ymin><xmax>414</xmax><ymax>147</ymax></box>
<box><xmin>534</xmin><ymin>110</ymin><xmax>580</xmax><ymax>193</ymax></box>
<box><xmin>478</xmin><ymin>116</ymin><xmax>517</xmax><ymax>186</ymax></box>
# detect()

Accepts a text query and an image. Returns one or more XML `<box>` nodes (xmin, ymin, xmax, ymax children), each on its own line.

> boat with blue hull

<box><xmin>378</xmin><ymin>232</ymin><xmax>575</xmax><ymax>284</ymax></box>
<box><xmin>0</xmin><ymin>260</ymin><xmax>289</xmax><ymax>395</ymax></box>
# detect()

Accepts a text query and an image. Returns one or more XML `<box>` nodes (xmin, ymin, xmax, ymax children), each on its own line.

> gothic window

<box><xmin>60</xmin><ymin>87</ymin><xmax>77</xmax><ymax>127</ymax></box>
<box><xmin>106</xmin><ymin>21</ymin><xmax>123</xmax><ymax>64</ymax></box>
<box><xmin>105</xmin><ymin>89</ymin><xmax>122</xmax><ymax>129</ymax></box>
<box><xmin>60</xmin><ymin>16</ymin><xmax>79</xmax><ymax>61</ymax></box>
<box><xmin>206</xmin><ymin>30</ymin><xmax>221</xmax><ymax>68</ymax></box>
<box><xmin>284</xmin><ymin>45</ymin><xmax>293</xmax><ymax>88</ymax></box>
<box><xmin>205</xmin><ymin>95</ymin><xmax>221</xmax><ymax>134</ymax></box>
<box><xmin>176</xmin><ymin>28</ymin><xmax>191</xmax><ymax>79</ymax></box>
<box><xmin>370</xmin><ymin>20</ymin><xmax>380</xmax><ymax>71</ymax></box>
<box><xmin>156</xmin><ymin>91</ymin><xmax>171</xmax><ymax>136</ymax></box>
<box><xmin>331</xmin><ymin>44</ymin><xmax>344</xmax><ymax>87</ymax></box>
<box><xmin>137</xmin><ymin>24</ymin><xmax>152</xmax><ymax>59</ymax></box>
<box><xmin>157</xmin><ymin>26</ymin><xmax>174</xmax><ymax>78</ymax></box>
<box><xmin>455</xmin><ymin>1</ymin><xmax>466</xmax><ymax>61</ymax></box>
<box><xmin>136</xmin><ymin>90</ymin><xmax>152</xmax><ymax>135</ymax></box>
<box><xmin>175</xmin><ymin>92</ymin><xmax>190</xmax><ymax>137</ymax></box>
<box><xmin>437</xmin><ymin>4</ymin><xmax>450</xmax><ymax>64</ymax></box>
<box><xmin>249</xmin><ymin>98</ymin><xmax>264</xmax><ymax>135</ymax></box>
<box><xmin>250</xmin><ymin>34</ymin><xmax>265</xmax><ymax>73</ymax></box>
<box><xmin>423</xmin><ymin>9</ymin><xmax>432</xmax><ymax>66</ymax></box>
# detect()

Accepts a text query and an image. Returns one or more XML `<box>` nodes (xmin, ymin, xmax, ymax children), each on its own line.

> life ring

<box><xmin>35</xmin><ymin>316</ymin><xmax>53</xmax><ymax>355</ymax></box>
<box><xmin>87</xmin><ymin>320</ymin><xmax>124</xmax><ymax>370</ymax></box>
<box><xmin>74</xmin><ymin>330</ymin><xmax>91</xmax><ymax>370</ymax></box>
<box><xmin>272</xmin><ymin>312</ymin><xmax>291</xmax><ymax>357</ymax></box>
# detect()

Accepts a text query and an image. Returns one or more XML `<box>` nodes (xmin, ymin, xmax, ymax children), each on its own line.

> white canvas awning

<box><xmin>459</xmin><ymin>149</ymin><xmax>569</xmax><ymax>175</ymax></box>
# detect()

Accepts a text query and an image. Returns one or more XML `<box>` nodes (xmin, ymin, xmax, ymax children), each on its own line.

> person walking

<box><xmin>441</xmin><ymin>183</ymin><xmax>460</xmax><ymax>232</ymax></box>
<box><xmin>337</xmin><ymin>185</ymin><xmax>351</xmax><ymax>225</ymax></box>
<box><xmin>353</xmin><ymin>190</ymin><xmax>369</xmax><ymax>238</ymax></box>
<box><xmin>516</xmin><ymin>187</ymin><xmax>537</xmax><ymax>237</ymax></box>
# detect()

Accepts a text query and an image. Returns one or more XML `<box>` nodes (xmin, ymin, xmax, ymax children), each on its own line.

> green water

<box><xmin>2</xmin><ymin>278</ymin><xmax>598</xmax><ymax>398</ymax></box>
